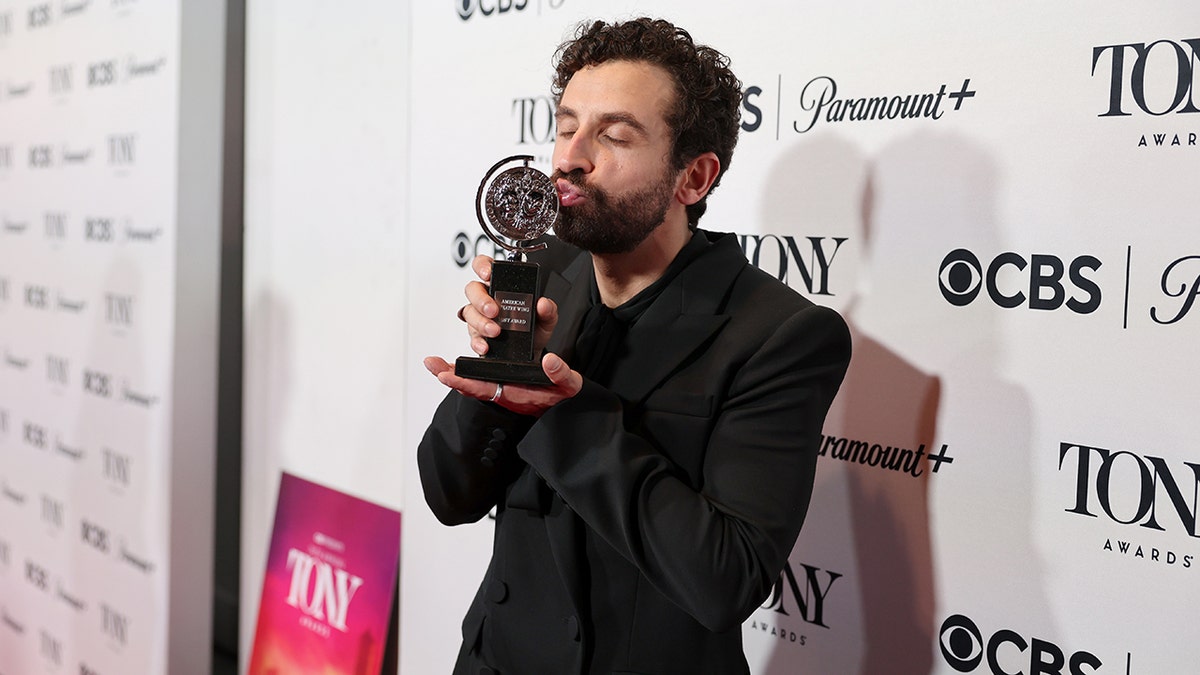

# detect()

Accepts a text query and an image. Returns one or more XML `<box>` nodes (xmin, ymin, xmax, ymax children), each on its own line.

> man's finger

<box><xmin>472</xmin><ymin>255</ymin><xmax>494</xmax><ymax>282</ymax></box>
<box><xmin>423</xmin><ymin>356</ymin><xmax>452</xmax><ymax>377</ymax></box>
<box><xmin>459</xmin><ymin>302</ymin><xmax>499</xmax><ymax>340</ymax></box>
<box><xmin>465</xmin><ymin>281</ymin><xmax>499</xmax><ymax>321</ymax></box>
<box><xmin>542</xmin><ymin>353</ymin><xmax>582</xmax><ymax>395</ymax></box>
<box><xmin>471</xmin><ymin>336</ymin><xmax>489</xmax><ymax>357</ymax></box>
<box><xmin>435</xmin><ymin>369</ymin><xmax>498</xmax><ymax>402</ymax></box>
<box><xmin>534</xmin><ymin>297</ymin><xmax>558</xmax><ymax>352</ymax></box>
<box><xmin>536</xmin><ymin>297</ymin><xmax>558</xmax><ymax>328</ymax></box>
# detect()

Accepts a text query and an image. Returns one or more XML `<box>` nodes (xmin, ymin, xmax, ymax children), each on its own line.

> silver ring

<box><xmin>490</xmin><ymin>383</ymin><xmax>503</xmax><ymax>403</ymax></box>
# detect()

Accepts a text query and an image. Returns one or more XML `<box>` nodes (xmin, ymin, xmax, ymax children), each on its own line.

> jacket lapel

<box><xmin>605</xmin><ymin>234</ymin><xmax>746</xmax><ymax>405</ymax></box>
<box><xmin>533</xmin><ymin>250</ymin><xmax>592</xmax><ymax>622</ymax></box>
<box><xmin>542</xmin><ymin>232</ymin><xmax>748</xmax><ymax>401</ymax></box>
<box><xmin>528</xmin><ymin>233</ymin><xmax>747</xmax><ymax>626</ymax></box>
<box><xmin>542</xmin><ymin>252</ymin><xmax>593</xmax><ymax>363</ymax></box>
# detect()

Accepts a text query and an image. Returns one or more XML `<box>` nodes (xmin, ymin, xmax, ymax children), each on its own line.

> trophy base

<box><xmin>455</xmin><ymin>356</ymin><xmax>552</xmax><ymax>386</ymax></box>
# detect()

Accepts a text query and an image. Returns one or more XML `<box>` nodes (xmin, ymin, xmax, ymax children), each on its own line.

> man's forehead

<box><xmin>557</xmin><ymin>60</ymin><xmax>676</xmax><ymax>126</ymax></box>
<box><xmin>556</xmin><ymin>105</ymin><xmax>649</xmax><ymax>133</ymax></box>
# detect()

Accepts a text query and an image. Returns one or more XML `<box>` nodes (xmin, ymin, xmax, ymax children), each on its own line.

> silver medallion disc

<box><xmin>483</xmin><ymin>166</ymin><xmax>558</xmax><ymax>242</ymax></box>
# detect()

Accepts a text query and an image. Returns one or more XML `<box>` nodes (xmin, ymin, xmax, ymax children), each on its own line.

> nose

<box><xmin>555</xmin><ymin>131</ymin><xmax>594</xmax><ymax>176</ymax></box>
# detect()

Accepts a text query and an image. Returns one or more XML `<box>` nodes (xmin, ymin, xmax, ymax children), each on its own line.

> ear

<box><xmin>674</xmin><ymin>152</ymin><xmax>721</xmax><ymax>206</ymax></box>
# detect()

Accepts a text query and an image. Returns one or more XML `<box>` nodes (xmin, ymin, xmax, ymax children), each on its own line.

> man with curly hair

<box><xmin>420</xmin><ymin>17</ymin><xmax>850</xmax><ymax>674</ymax></box>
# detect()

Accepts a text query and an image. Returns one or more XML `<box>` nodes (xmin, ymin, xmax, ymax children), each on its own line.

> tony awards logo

<box><xmin>455</xmin><ymin>155</ymin><xmax>558</xmax><ymax>384</ymax></box>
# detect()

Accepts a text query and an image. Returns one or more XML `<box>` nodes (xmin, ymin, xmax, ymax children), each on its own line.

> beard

<box><xmin>552</xmin><ymin>167</ymin><xmax>676</xmax><ymax>255</ymax></box>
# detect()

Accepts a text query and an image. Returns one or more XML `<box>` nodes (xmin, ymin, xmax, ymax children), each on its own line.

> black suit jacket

<box><xmin>419</xmin><ymin>230</ymin><xmax>851</xmax><ymax>675</ymax></box>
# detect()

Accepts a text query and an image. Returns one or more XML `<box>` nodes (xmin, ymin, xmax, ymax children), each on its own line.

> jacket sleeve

<box><xmin>517</xmin><ymin>303</ymin><xmax>851</xmax><ymax>632</ymax></box>
<box><xmin>417</xmin><ymin>392</ymin><xmax>533</xmax><ymax>526</ymax></box>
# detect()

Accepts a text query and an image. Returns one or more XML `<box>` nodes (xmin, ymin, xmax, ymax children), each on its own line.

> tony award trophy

<box><xmin>454</xmin><ymin>155</ymin><xmax>558</xmax><ymax>385</ymax></box>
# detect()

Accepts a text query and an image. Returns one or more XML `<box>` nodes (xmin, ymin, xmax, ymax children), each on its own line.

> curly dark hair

<box><xmin>552</xmin><ymin>18</ymin><xmax>742</xmax><ymax>226</ymax></box>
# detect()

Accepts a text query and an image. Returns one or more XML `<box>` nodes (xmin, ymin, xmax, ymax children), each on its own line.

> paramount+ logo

<box><xmin>938</xmin><ymin>249</ymin><xmax>1102</xmax><ymax>313</ymax></box>
<box><xmin>939</xmin><ymin>614</ymin><xmax>1108</xmax><ymax>675</ymax></box>
<box><xmin>1151</xmin><ymin>255</ymin><xmax>1200</xmax><ymax>325</ymax></box>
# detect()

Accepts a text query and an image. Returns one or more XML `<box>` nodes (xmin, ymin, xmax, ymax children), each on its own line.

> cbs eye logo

<box><xmin>456</xmin><ymin>0</ymin><xmax>564</xmax><ymax>20</ymax></box>
<box><xmin>456</xmin><ymin>0</ymin><xmax>528</xmax><ymax>21</ymax></box>
<box><xmin>940</xmin><ymin>614</ymin><xmax>986</xmax><ymax>671</ymax></box>
<box><xmin>938</xmin><ymin>249</ymin><xmax>1102</xmax><ymax>313</ymax></box>
<box><xmin>939</xmin><ymin>614</ymin><xmax>1104</xmax><ymax>675</ymax></box>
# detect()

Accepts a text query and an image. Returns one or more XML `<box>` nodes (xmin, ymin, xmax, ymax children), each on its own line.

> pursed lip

<box><xmin>556</xmin><ymin>179</ymin><xmax>587</xmax><ymax>207</ymax></box>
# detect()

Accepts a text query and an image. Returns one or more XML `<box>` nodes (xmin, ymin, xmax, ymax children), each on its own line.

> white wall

<box><xmin>241</xmin><ymin>0</ymin><xmax>412</xmax><ymax>667</ymax></box>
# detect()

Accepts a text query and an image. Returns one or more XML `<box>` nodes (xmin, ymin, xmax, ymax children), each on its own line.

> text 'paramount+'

<box><xmin>742</xmin><ymin>76</ymin><xmax>976</xmax><ymax>135</ymax></box>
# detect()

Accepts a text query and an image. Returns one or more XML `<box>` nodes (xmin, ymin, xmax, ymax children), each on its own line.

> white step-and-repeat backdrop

<box><xmin>0</xmin><ymin>1</ymin><xmax>225</xmax><ymax>673</ymax></box>
<box><xmin>244</xmin><ymin>2</ymin><xmax>1199</xmax><ymax>674</ymax></box>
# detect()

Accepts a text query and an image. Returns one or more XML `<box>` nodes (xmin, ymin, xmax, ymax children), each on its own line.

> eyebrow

<box><xmin>555</xmin><ymin>106</ymin><xmax>650</xmax><ymax>136</ymax></box>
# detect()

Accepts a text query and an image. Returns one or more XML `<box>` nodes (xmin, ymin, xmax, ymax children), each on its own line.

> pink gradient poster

<box><xmin>249</xmin><ymin>473</ymin><xmax>401</xmax><ymax>675</ymax></box>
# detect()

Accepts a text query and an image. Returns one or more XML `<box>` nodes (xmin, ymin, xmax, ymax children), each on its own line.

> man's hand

<box><xmin>423</xmin><ymin>353</ymin><xmax>583</xmax><ymax>417</ymax></box>
<box><xmin>459</xmin><ymin>255</ymin><xmax>558</xmax><ymax>357</ymax></box>
<box><xmin>425</xmin><ymin>254</ymin><xmax>581</xmax><ymax>415</ymax></box>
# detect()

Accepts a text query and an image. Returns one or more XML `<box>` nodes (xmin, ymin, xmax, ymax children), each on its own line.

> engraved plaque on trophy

<box><xmin>454</xmin><ymin>155</ymin><xmax>558</xmax><ymax>385</ymax></box>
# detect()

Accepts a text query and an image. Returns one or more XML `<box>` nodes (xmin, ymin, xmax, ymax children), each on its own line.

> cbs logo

<box><xmin>939</xmin><ymin>249</ymin><xmax>1102</xmax><ymax>313</ymax></box>
<box><xmin>940</xmin><ymin>614</ymin><xmax>1103</xmax><ymax>675</ymax></box>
